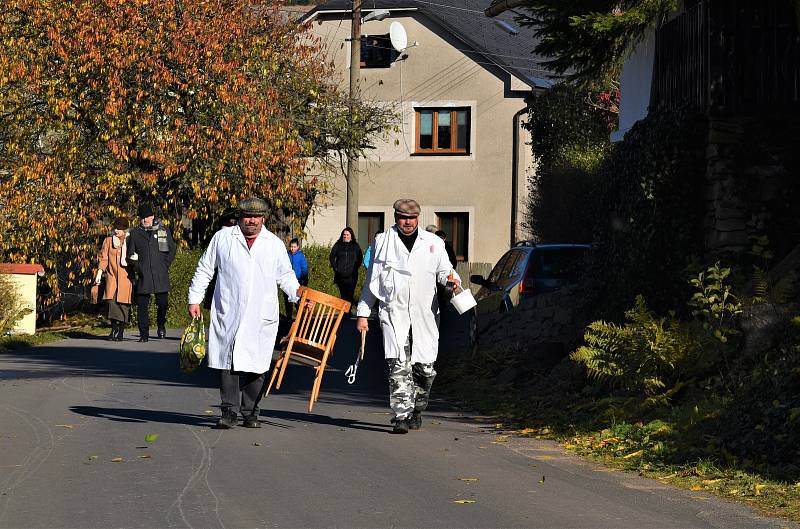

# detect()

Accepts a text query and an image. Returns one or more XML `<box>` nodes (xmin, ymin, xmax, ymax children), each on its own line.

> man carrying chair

<box><xmin>188</xmin><ymin>196</ymin><xmax>300</xmax><ymax>429</ymax></box>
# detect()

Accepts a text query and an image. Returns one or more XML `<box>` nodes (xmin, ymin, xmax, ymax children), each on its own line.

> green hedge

<box><xmin>132</xmin><ymin>243</ymin><xmax>365</xmax><ymax>328</ymax></box>
<box><xmin>590</xmin><ymin>107</ymin><xmax>708</xmax><ymax>318</ymax></box>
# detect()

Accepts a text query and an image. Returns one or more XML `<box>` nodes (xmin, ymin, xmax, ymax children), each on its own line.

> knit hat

<box><xmin>137</xmin><ymin>203</ymin><xmax>155</xmax><ymax>219</ymax></box>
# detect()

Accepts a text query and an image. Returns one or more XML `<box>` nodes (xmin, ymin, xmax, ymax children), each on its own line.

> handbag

<box><xmin>179</xmin><ymin>315</ymin><xmax>207</xmax><ymax>373</ymax></box>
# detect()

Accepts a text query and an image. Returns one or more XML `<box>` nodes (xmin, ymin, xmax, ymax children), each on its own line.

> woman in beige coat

<box><xmin>97</xmin><ymin>217</ymin><xmax>134</xmax><ymax>341</ymax></box>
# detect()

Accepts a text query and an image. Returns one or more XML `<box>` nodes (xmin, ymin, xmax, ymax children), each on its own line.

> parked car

<box><xmin>468</xmin><ymin>242</ymin><xmax>591</xmax><ymax>347</ymax></box>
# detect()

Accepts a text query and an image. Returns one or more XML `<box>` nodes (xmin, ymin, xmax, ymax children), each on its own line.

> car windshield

<box><xmin>528</xmin><ymin>248</ymin><xmax>588</xmax><ymax>279</ymax></box>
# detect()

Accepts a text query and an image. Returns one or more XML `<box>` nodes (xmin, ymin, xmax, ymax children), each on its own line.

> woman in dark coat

<box><xmin>329</xmin><ymin>227</ymin><xmax>362</xmax><ymax>303</ymax></box>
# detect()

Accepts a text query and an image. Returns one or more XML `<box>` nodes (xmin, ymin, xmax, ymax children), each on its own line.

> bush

<box><xmin>571</xmin><ymin>295</ymin><xmax>698</xmax><ymax>398</ymax></box>
<box><xmin>0</xmin><ymin>274</ymin><xmax>32</xmax><ymax>335</ymax></box>
<box><xmin>590</xmin><ymin>107</ymin><xmax>708</xmax><ymax>318</ymax></box>
<box><xmin>524</xmin><ymin>83</ymin><xmax>615</xmax><ymax>243</ymax></box>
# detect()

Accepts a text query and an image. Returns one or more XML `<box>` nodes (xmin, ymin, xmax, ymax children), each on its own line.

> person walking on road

<box><xmin>285</xmin><ymin>238</ymin><xmax>308</xmax><ymax>319</ymax></box>
<box><xmin>96</xmin><ymin>217</ymin><xmax>134</xmax><ymax>341</ymax></box>
<box><xmin>188</xmin><ymin>196</ymin><xmax>300</xmax><ymax>429</ymax></box>
<box><xmin>329</xmin><ymin>227</ymin><xmax>362</xmax><ymax>304</ymax></box>
<box><xmin>127</xmin><ymin>203</ymin><xmax>177</xmax><ymax>342</ymax></box>
<box><xmin>355</xmin><ymin>199</ymin><xmax>461</xmax><ymax>434</ymax></box>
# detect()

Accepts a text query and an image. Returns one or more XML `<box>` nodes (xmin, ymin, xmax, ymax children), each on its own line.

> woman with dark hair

<box><xmin>96</xmin><ymin>217</ymin><xmax>134</xmax><ymax>341</ymax></box>
<box><xmin>329</xmin><ymin>227</ymin><xmax>362</xmax><ymax>303</ymax></box>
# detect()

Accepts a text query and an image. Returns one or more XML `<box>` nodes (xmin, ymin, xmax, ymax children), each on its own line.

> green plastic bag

<box><xmin>179</xmin><ymin>316</ymin><xmax>206</xmax><ymax>373</ymax></box>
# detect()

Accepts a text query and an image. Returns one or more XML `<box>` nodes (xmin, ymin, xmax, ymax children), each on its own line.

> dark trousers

<box><xmin>220</xmin><ymin>368</ymin><xmax>265</xmax><ymax>417</ymax></box>
<box><xmin>136</xmin><ymin>292</ymin><xmax>168</xmax><ymax>337</ymax></box>
<box><xmin>336</xmin><ymin>278</ymin><xmax>356</xmax><ymax>304</ymax></box>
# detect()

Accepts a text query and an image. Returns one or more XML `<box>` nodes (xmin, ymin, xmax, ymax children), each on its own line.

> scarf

<box><xmin>368</xmin><ymin>226</ymin><xmax>412</xmax><ymax>304</ymax></box>
<box><xmin>112</xmin><ymin>233</ymin><xmax>129</xmax><ymax>267</ymax></box>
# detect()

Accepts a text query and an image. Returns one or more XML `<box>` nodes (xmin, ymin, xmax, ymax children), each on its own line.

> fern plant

<box><xmin>571</xmin><ymin>296</ymin><xmax>696</xmax><ymax>397</ymax></box>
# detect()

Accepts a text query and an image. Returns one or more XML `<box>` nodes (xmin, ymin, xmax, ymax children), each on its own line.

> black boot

<box><xmin>115</xmin><ymin>322</ymin><xmax>124</xmax><ymax>341</ymax></box>
<box><xmin>107</xmin><ymin>322</ymin><xmax>117</xmax><ymax>341</ymax></box>
<box><xmin>157</xmin><ymin>326</ymin><xmax>166</xmax><ymax>339</ymax></box>
<box><xmin>216</xmin><ymin>408</ymin><xmax>238</xmax><ymax>429</ymax></box>
<box><xmin>409</xmin><ymin>411</ymin><xmax>422</xmax><ymax>431</ymax></box>
<box><xmin>392</xmin><ymin>418</ymin><xmax>410</xmax><ymax>434</ymax></box>
<box><xmin>138</xmin><ymin>329</ymin><xmax>149</xmax><ymax>343</ymax></box>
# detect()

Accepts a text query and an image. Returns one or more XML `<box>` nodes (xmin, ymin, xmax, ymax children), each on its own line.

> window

<box><xmin>358</xmin><ymin>212</ymin><xmax>384</xmax><ymax>250</ymax></box>
<box><xmin>415</xmin><ymin>108</ymin><xmax>470</xmax><ymax>154</ymax></box>
<box><xmin>437</xmin><ymin>212</ymin><xmax>469</xmax><ymax>262</ymax></box>
<box><xmin>360</xmin><ymin>34</ymin><xmax>398</xmax><ymax>68</ymax></box>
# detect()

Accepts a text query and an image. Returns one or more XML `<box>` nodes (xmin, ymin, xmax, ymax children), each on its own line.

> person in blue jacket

<box><xmin>285</xmin><ymin>238</ymin><xmax>308</xmax><ymax>319</ymax></box>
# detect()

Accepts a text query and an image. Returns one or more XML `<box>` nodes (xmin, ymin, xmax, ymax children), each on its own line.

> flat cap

<box><xmin>237</xmin><ymin>196</ymin><xmax>268</xmax><ymax>216</ymax></box>
<box><xmin>393</xmin><ymin>198</ymin><xmax>420</xmax><ymax>217</ymax></box>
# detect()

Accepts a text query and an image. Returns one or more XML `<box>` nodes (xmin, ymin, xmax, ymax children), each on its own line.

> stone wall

<box><xmin>705</xmin><ymin>116</ymin><xmax>800</xmax><ymax>256</ymax></box>
<box><xmin>480</xmin><ymin>284</ymin><xmax>590</xmax><ymax>363</ymax></box>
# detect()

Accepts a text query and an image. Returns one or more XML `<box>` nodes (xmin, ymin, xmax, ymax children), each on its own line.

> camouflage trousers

<box><xmin>387</xmin><ymin>330</ymin><xmax>436</xmax><ymax>421</ymax></box>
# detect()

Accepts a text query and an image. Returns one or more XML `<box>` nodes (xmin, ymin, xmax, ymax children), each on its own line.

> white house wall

<box><xmin>305</xmin><ymin>12</ymin><xmax>532</xmax><ymax>264</ymax></box>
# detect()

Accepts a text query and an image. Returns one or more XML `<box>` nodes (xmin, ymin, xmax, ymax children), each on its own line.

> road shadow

<box><xmin>70</xmin><ymin>405</ymin><xmax>217</xmax><ymax>427</ymax></box>
<box><xmin>260</xmin><ymin>409</ymin><xmax>389</xmax><ymax>433</ymax></box>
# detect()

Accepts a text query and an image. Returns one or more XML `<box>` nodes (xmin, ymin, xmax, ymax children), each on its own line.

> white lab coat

<box><xmin>356</xmin><ymin>226</ymin><xmax>458</xmax><ymax>364</ymax></box>
<box><xmin>188</xmin><ymin>226</ymin><xmax>299</xmax><ymax>373</ymax></box>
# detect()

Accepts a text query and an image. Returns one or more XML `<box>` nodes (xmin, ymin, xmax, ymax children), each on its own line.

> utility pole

<box><xmin>346</xmin><ymin>0</ymin><xmax>362</xmax><ymax>240</ymax></box>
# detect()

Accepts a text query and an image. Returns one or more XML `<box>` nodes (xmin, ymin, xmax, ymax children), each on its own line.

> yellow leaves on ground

<box><xmin>457</xmin><ymin>478</ymin><xmax>478</xmax><ymax>482</ymax></box>
<box><xmin>452</xmin><ymin>500</ymin><xmax>476</xmax><ymax>504</ymax></box>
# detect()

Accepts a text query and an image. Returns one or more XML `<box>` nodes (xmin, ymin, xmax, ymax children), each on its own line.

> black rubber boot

<box><xmin>157</xmin><ymin>327</ymin><xmax>167</xmax><ymax>339</ymax></box>
<box><xmin>115</xmin><ymin>322</ymin><xmax>124</xmax><ymax>341</ymax></box>
<box><xmin>108</xmin><ymin>322</ymin><xmax>117</xmax><ymax>341</ymax></box>
<box><xmin>216</xmin><ymin>408</ymin><xmax>238</xmax><ymax>429</ymax></box>
<box><xmin>408</xmin><ymin>411</ymin><xmax>422</xmax><ymax>431</ymax></box>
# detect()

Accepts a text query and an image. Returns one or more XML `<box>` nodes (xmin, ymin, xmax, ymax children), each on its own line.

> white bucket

<box><xmin>450</xmin><ymin>288</ymin><xmax>477</xmax><ymax>315</ymax></box>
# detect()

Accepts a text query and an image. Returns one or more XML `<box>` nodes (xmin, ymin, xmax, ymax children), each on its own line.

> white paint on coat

<box><xmin>188</xmin><ymin>226</ymin><xmax>300</xmax><ymax>374</ymax></box>
<box><xmin>356</xmin><ymin>226</ymin><xmax>459</xmax><ymax>364</ymax></box>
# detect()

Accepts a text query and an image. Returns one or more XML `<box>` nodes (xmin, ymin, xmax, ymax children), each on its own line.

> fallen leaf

<box><xmin>253</xmin><ymin>442</ymin><xmax>261</xmax><ymax>446</ymax></box>
<box><xmin>204</xmin><ymin>410</ymin><xmax>215</xmax><ymax>414</ymax></box>
<box><xmin>623</xmin><ymin>450</ymin><xmax>644</xmax><ymax>459</ymax></box>
<box><xmin>690</xmin><ymin>486</ymin><xmax>703</xmax><ymax>491</ymax></box>
<box><xmin>453</xmin><ymin>499</ymin><xmax>476</xmax><ymax>504</ymax></box>
<box><xmin>754</xmin><ymin>484</ymin><xmax>766</xmax><ymax>495</ymax></box>
<box><xmin>657</xmin><ymin>473</ymin><xmax>677</xmax><ymax>480</ymax></box>
<box><xmin>453</xmin><ymin>437</ymin><xmax>459</xmax><ymax>441</ymax></box>
<box><xmin>539</xmin><ymin>476</ymin><xmax>546</xmax><ymax>484</ymax></box>
<box><xmin>144</xmin><ymin>433</ymin><xmax>159</xmax><ymax>443</ymax></box>
<box><xmin>138</xmin><ymin>455</ymin><xmax>151</xmax><ymax>459</ymax></box>
<box><xmin>87</xmin><ymin>455</ymin><xmax>98</xmax><ymax>461</ymax></box>
<box><xmin>111</xmin><ymin>457</ymin><xmax>123</xmax><ymax>463</ymax></box>
<box><xmin>458</xmin><ymin>478</ymin><xmax>478</xmax><ymax>482</ymax></box>
<box><xmin>56</xmin><ymin>424</ymin><xmax>74</xmax><ymax>429</ymax></box>
<box><xmin>701</xmin><ymin>479</ymin><xmax>722</xmax><ymax>485</ymax></box>
<box><xmin>478</xmin><ymin>446</ymin><xmax>487</xmax><ymax>449</ymax></box>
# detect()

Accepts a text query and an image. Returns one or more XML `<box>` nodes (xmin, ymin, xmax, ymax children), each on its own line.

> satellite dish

<box><xmin>389</xmin><ymin>22</ymin><xmax>408</xmax><ymax>52</ymax></box>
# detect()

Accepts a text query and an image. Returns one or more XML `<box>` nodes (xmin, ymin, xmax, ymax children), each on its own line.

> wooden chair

<box><xmin>264</xmin><ymin>286</ymin><xmax>351</xmax><ymax>412</ymax></box>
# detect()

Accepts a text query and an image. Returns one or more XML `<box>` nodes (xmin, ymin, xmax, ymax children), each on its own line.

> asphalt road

<box><xmin>0</xmin><ymin>316</ymin><xmax>796</xmax><ymax>529</ymax></box>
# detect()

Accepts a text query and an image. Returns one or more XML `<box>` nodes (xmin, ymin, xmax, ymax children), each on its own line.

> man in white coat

<box><xmin>355</xmin><ymin>199</ymin><xmax>461</xmax><ymax>434</ymax></box>
<box><xmin>188</xmin><ymin>196</ymin><xmax>300</xmax><ymax>429</ymax></box>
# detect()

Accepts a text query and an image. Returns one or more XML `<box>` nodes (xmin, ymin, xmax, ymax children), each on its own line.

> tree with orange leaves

<box><xmin>0</xmin><ymin>0</ymin><xmax>392</xmax><ymax>296</ymax></box>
